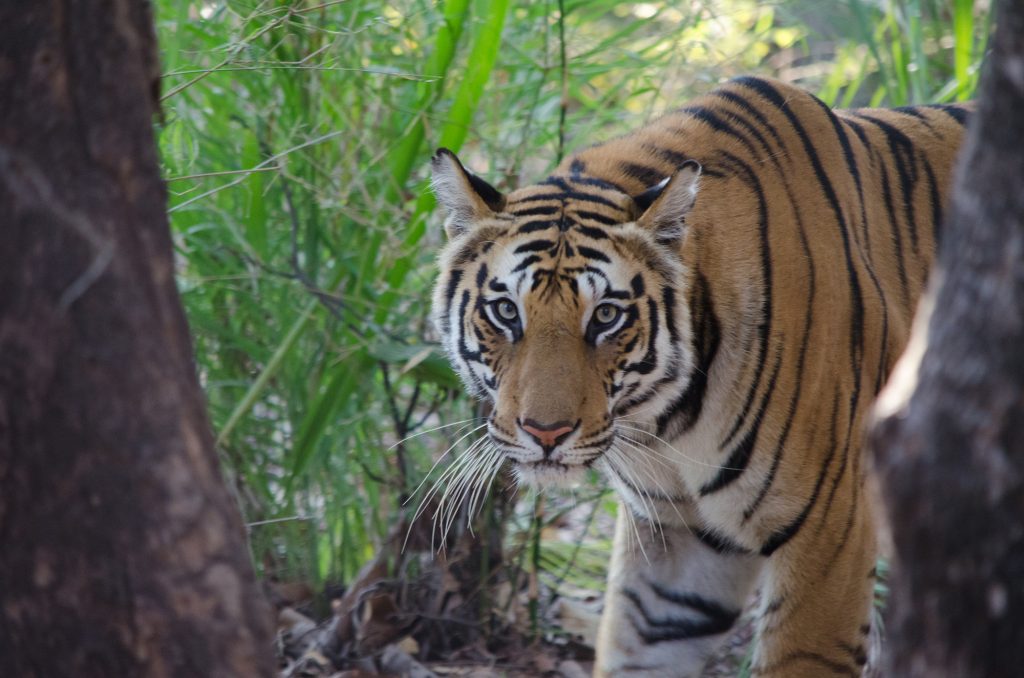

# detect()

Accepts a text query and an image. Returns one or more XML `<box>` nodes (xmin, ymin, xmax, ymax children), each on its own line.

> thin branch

<box><xmin>557</xmin><ymin>0</ymin><xmax>568</xmax><ymax>163</ymax></box>
<box><xmin>160</xmin><ymin>0</ymin><xmax>352</xmax><ymax>102</ymax></box>
<box><xmin>380</xmin><ymin>363</ymin><xmax>410</xmax><ymax>502</ymax></box>
<box><xmin>401</xmin><ymin>381</ymin><xmax>422</xmax><ymax>433</ymax></box>
<box><xmin>410</xmin><ymin>390</ymin><xmax>446</xmax><ymax>433</ymax></box>
<box><xmin>354</xmin><ymin>456</ymin><xmax>399</xmax><ymax>489</ymax></box>
<box><xmin>275</xmin><ymin>153</ymin><xmax>360</xmax><ymax>335</ymax></box>
<box><xmin>166</xmin><ymin>166</ymin><xmax>281</xmax><ymax>182</ymax></box>
<box><xmin>168</xmin><ymin>130</ymin><xmax>347</xmax><ymax>213</ymax></box>
<box><xmin>162</xmin><ymin>65</ymin><xmax>438</xmax><ymax>80</ymax></box>
<box><xmin>246</xmin><ymin>514</ymin><xmax>319</xmax><ymax>528</ymax></box>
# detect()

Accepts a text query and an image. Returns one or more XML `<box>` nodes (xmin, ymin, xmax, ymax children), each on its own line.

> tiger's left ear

<box><xmin>431</xmin><ymin>148</ymin><xmax>507</xmax><ymax>239</ymax></box>
<box><xmin>634</xmin><ymin>160</ymin><xmax>701</xmax><ymax>245</ymax></box>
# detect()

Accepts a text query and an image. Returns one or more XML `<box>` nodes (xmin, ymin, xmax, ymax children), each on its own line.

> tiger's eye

<box><xmin>496</xmin><ymin>300</ymin><xmax>519</xmax><ymax>321</ymax></box>
<box><xmin>594</xmin><ymin>304</ymin><xmax>620</xmax><ymax>325</ymax></box>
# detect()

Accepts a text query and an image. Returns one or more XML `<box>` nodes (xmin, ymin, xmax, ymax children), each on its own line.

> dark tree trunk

<box><xmin>0</xmin><ymin>2</ymin><xmax>275</xmax><ymax>676</ymax></box>
<box><xmin>871</xmin><ymin>1</ymin><xmax>1024</xmax><ymax>675</ymax></box>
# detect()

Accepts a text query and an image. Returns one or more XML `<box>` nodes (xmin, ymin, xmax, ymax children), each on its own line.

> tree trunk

<box><xmin>0</xmin><ymin>2</ymin><xmax>275</xmax><ymax>676</ymax></box>
<box><xmin>871</xmin><ymin>1</ymin><xmax>1024</xmax><ymax>675</ymax></box>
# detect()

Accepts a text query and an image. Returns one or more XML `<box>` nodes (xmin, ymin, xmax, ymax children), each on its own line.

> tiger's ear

<box><xmin>634</xmin><ymin>160</ymin><xmax>701</xmax><ymax>245</ymax></box>
<box><xmin>431</xmin><ymin>148</ymin><xmax>507</xmax><ymax>239</ymax></box>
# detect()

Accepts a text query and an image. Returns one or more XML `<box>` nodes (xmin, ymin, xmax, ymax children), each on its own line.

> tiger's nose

<box><xmin>520</xmin><ymin>418</ymin><xmax>576</xmax><ymax>451</ymax></box>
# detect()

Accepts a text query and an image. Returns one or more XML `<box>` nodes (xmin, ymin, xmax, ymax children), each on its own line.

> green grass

<box><xmin>156</xmin><ymin>0</ymin><xmax>989</xmax><ymax>603</ymax></box>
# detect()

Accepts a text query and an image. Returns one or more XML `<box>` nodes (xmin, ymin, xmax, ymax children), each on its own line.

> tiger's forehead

<box><xmin>505</xmin><ymin>174</ymin><xmax>637</xmax><ymax>229</ymax></box>
<box><xmin>484</xmin><ymin>223</ymin><xmax>638</xmax><ymax>303</ymax></box>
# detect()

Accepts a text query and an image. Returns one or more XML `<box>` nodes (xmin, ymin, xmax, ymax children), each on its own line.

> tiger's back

<box><xmin>430</xmin><ymin>76</ymin><xmax>970</xmax><ymax>677</ymax></box>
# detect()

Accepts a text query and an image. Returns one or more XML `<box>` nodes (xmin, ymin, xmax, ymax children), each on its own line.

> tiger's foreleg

<box><xmin>594</xmin><ymin>505</ymin><xmax>764</xmax><ymax>677</ymax></box>
<box><xmin>749</xmin><ymin>480</ymin><xmax>878</xmax><ymax>678</ymax></box>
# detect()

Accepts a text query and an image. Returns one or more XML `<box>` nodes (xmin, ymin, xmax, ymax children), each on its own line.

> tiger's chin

<box><xmin>511</xmin><ymin>459</ymin><xmax>589</xmax><ymax>489</ymax></box>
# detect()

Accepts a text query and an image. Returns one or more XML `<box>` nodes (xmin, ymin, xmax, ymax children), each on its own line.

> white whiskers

<box><xmin>404</xmin><ymin>420</ymin><xmax>508</xmax><ymax>554</ymax></box>
<box><xmin>614</xmin><ymin>422</ymin><xmax>743</xmax><ymax>473</ymax></box>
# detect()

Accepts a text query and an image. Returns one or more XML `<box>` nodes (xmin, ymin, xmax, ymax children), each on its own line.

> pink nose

<box><xmin>520</xmin><ymin>419</ymin><xmax>576</xmax><ymax>449</ymax></box>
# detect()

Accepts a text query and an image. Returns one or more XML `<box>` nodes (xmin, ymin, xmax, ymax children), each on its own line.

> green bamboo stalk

<box><xmin>356</xmin><ymin>0</ymin><xmax>474</xmax><ymax>293</ymax></box>
<box><xmin>905</xmin><ymin>0</ymin><xmax>926</xmax><ymax>103</ymax></box>
<box><xmin>953</xmin><ymin>0</ymin><xmax>975</xmax><ymax>100</ymax></box>
<box><xmin>374</xmin><ymin>0</ymin><xmax>512</xmax><ymax>324</ymax></box>
<box><xmin>386</xmin><ymin>0</ymin><xmax>472</xmax><ymax>190</ymax></box>
<box><xmin>216</xmin><ymin>297</ymin><xmax>317</xmax><ymax>446</ymax></box>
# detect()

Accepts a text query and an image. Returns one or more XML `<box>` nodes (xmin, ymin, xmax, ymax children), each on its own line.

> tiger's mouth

<box><xmin>508</xmin><ymin>456</ymin><xmax>599</xmax><ymax>488</ymax></box>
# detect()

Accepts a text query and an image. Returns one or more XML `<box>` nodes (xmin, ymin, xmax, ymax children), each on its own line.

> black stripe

<box><xmin>516</xmin><ymin>220</ymin><xmax>556</xmax><ymax>234</ymax></box>
<box><xmin>655</xmin><ymin>273</ymin><xmax>719</xmax><ymax>438</ymax></box>
<box><xmin>716</xmin><ymin>151</ymin><xmax>772</xmax><ymax>449</ymax></box>
<box><xmin>513</xmin><ymin>239</ymin><xmax>554</xmax><ymax>254</ymax></box>
<box><xmin>870</xmin><ymin>144</ymin><xmax>911</xmax><ymax>309</ymax></box>
<box><xmin>760</xmin><ymin>389</ymin><xmax>841</xmax><ymax>557</ymax></box>
<box><xmin>661</xmin><ymin>286</ymin><xmax>678</xmax><ymax>342</ymax></box>
<box><xmin>715</xmin><ymin>88</ymin><xmax>787</xmax><ymax>151</ymax></box>
<box><xmin>524</xmin><ymin>189</ymin><xmax>621</xmax><ymax>211</ymax></box>
<box><xmin>892</xmin><ymin>105</ymin><xmax>935</xmax><ymax>128</ymax></box>
<box><xmin>922</xmin><ymin>154</ymin><xmax>944</xmax><ymax>249</ymax></box>
<box><xmin>537</xmin><ymin>176</ymin><xmax>627</xmax><ymax>210</ymax></box>
<box><xmin>735</xmin><ymin>77</ymin><xmax>865</xmax><ymax>427</ymax></box>
<box><xmin>814</xmin><ymin>98</ymin><xmax>867</xmax><ymax>251</ymax></box>
<box><xmin>709</xmin><ymin>101</ymin><xmax>784</xmax><ymax>172</ymax></box>
<box><xmin>648</xmin><ymin>582</ymin><xmax>741</xmax><ymax>627</ymax></box>
<box><xmin>838</xmin><ymin>114</ymin><xmax>893</xmax><ymax>398</ymax></box>
<box><xmin>837</xmin><ymin>641</ymin><xmax>869</xmax><ymax>667</ymax></box>
<box><xmin>603</xmin><ymin>289</ymin><xmax>631</xmax><ymax>301</ymax></box>
<box><xmin>699</xmin><ymin>348</ymin><xmax>782</xmax><ymax>496</ymax></box>
<box><xmin>456</xmin><ymin>291</ymin><xmax>484</xmax><ymax>375</ymax></box>
<box><xmin>576</xmin><ymin>245</ymin><xmax>611</xmax><ymax>263</ymax></box>
<box><xmin>921</xmin><ymin>103</ymin><xmax>970</xmax><ymax>126</ymax></box>
<box><xmin>842</xmin><ymin>116</ymin><xmax>870</xmax><ymax>146</ymax></box>
<box><xmin>641</xmin><ymin>142</ymin><xmax>690</xmax><ymax>167</ymax></box>
<box><xmin>620</xmin><ymin>161</ymin><xmax>668</xmax><ymax>186</ymax></box>
<box><xmin>511</xmin><ymin>254</ymin><xmax>541</xmax><ymax>273</ymax></box>
<box><xmin>622</xmin><ymin>298</ymin><xmax>660</xmax><ymax>375</ymax></box>
<box><xmin>851</xmin><ymin>111</ymin><xmax>921</xmax><ymax>255</ymax></box>
<box><xmin>681</xmin><ymin>105</ymin><xmax>762</xmax><ymax>160</ymax></box>
<box><xmin>563</xmin><ymin>165</ymin><xmax>629</xmax><ymax>192</ymax></box>
<box><xmin>631</xmin><ymin>274</ymin><xmax>645</xmax><ymax>298</ymax></box>
<box><xmin>573</xmin><ymin>223</ymin><xmax>611</xmax><ymax>239</ymax></box>
<box><xmin>827</xmin><ymin>109</ymin><xmax>895</xmax><ymax>406</ymax></box>
<box><xmin>511</xmin><ymin>205</ymin><xmax>559</xmax><ymax>217</ymax></box>
<box><xmin>622</xmin><ymin>588</ymin><xmax>738</xmax><ymax>644</ymax></box>
<box><xmin>573</xmin><ymin>209</ymin><xmax>619</xmax><ymax>226</ymax></box>
<box><xmin>694</xmin><ymin>525</ymin><xmax>751</xmax><ymax>555</ymax></box>
<box><xmin>741</xmin><ymin>180</ymin><xmax>817</xmax><ymax>521</ymax></box>
<box><xmin>440</xmin><ymin>269</ymin><xmax>463</xmax><ymax>334</ymax></box>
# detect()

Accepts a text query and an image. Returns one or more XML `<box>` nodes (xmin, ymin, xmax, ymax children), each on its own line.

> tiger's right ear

<box><xmin>431</xmin><ymin>148</ymin><xmax>506</xmax><ymax>239</ymax></box>
<box><xmin>634</xmin><ymin>160</ymin><xmax>701</xmax><ymax>245</ymax></box>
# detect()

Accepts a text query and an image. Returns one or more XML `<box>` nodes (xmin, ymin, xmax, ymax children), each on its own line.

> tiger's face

<box><xmin>431</xmin><ymin>149</ymin><xmax>702</xmax><ymax>487</ymax></box>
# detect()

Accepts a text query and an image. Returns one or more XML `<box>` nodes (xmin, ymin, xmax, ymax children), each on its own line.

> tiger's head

<box><xmin>430</xmin><ymin>149</ymin><xmax>702</xmax><ymax>487</ymax></box>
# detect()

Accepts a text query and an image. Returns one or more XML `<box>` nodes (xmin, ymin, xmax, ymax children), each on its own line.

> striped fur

<box><xmin>430</xmin><ymin>77</ymin><xmax>969</xmax><ymax>677</ymax></box>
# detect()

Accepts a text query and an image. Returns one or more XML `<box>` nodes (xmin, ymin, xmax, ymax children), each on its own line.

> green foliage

<box><xmin>156</xmin><ymin>0</ymin><xmax>989</xmax><ymax>595</ymax></box>
<box><xmin>819</xmin><ymin>0</ymin><xmax>991</xmax><ymax>106</ymax></box>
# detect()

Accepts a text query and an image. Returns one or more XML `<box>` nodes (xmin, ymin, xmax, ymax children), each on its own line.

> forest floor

<box><xmin>275</xmin><ymin>595</ymin><xmax>755</xmax><ymax>678</ymax></box>
<box><xmin>272</xmin><ymin>480</ymin><xmax>757</xmax><ymax>677</ymax></box>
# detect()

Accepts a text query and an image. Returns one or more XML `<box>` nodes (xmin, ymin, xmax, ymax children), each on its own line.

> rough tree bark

<box><xmin>0</xmin><ymin>2</ymin><xmax>275</xmax><ymax>676</ymax></box>
<box><xmin>871</xmin><ymin>0</ymin><xmax>1024</xmax><ymax>675</ymax></box>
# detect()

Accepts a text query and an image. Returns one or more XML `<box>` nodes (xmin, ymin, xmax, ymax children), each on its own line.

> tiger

<box><xmin>428</xmin><ymin>76</ymin><xmax>970</xmax><ymax>677</ymax></box>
